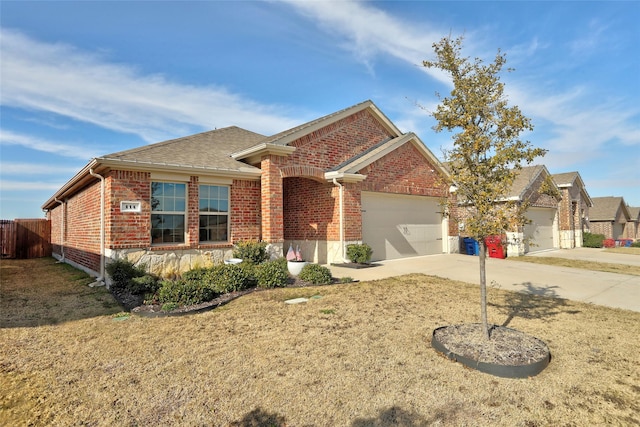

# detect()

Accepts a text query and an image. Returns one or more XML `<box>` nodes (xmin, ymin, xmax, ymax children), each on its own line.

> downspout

<box><xmin>89</xmin><ymin>168</ymin><xmax>105</xmax><ymax>287</ymax></box>
<box><xmin>332</xmin><ymin>178</ymin><xmax>348</xmax><ymax>262</ymax></box>
<box><xmin>53</xmin><ymin>198</ymin><xmax>65</xmax><ymax>262</ymax></box>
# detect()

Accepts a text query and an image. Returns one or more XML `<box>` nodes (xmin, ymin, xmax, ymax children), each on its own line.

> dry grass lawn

<box><xmin>1</xmin><ymin>257</ymin><xmax>639</xmax><ymax>426</ymax></box>
<box><xmin>507</xmin><ymin>256</ymin><xmax>640</xmax><ymax>276</ymax></box>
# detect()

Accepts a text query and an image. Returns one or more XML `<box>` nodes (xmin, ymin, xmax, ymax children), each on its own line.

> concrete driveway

<box><xmin>328</xmin><ymin>248</ymin><xmax>640</xmax><ymax>312</ymax></box>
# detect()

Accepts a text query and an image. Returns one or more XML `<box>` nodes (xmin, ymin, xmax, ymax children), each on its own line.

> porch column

<box><xmin>261</xmin><ymin>155</ymin><xmax>284</xmax><ymax>243</ymax></box>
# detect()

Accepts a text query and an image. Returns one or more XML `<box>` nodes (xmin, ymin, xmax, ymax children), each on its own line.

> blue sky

<box><xmin>1</xmin><ymin>1</ymin><xmax>639</xmax><ymax>219</ymax></box>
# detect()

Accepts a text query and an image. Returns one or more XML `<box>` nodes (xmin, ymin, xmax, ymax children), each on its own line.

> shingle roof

<box><xmin>99</xmin><ymin>126</ymin><xmax>266</xmax><ymax>172</ymax></box>
<box><xmin>508</xmin><ymin>165</ymin><xmax>546</xmax><ymax>200</ymax></box>
<box><xmin>628</xmin><ymin>207</ymin><xmax>640</xmax><ymax>221</ymax></box>
<box><xmin>552</xmin><ymin>172</ymin><xmax>579</xmax><ymax>187</ymax></box>
<box><xmin>589</xmin><ymin>196</ymin><xmax>629</xmax><ymax>221</ymax></box>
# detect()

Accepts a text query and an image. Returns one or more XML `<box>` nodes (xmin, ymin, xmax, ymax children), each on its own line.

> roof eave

<box><xmin>41</xmin><ymin>157</ymin><xmax>262</xmax><ymax>211</ymax></box>
<box><xmin>230</xmin><ymin>143</ymin><xmax>296</xmax><ymax>164</ymax></box>
<box><xmin>324</xmin><ymin>171</ymin><xmax>367</xmax><ymax>183</ymax></box>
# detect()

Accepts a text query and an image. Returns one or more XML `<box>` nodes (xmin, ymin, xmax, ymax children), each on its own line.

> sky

<box><xmin>1</xmin><ymin>1</ymin><xmax>639</xmax><ymax>220</ymax></box>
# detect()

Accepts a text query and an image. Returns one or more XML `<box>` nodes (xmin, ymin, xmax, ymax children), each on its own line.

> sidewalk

<box><xmin>328</xmin><ymin>250</ymin><xmax>640</xmax><ymax>313</ymax></box>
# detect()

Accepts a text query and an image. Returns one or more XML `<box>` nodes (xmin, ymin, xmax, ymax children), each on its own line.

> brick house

<box><xmin>42</xmin><ymin>100</ymin><xmax>455</xmax><ymax>283</ymax></box>
<box><xmin>627</xmin><ymin>207</ymin><xmax>640</xmax><ymax>241</ymax></box>
<box><xmin>551</xmin><ymin>171</ymin><xmax>593</xmax><ymax>248</ymax></box>
<box><xmin>589</xmin><ymin>197</ymin><xmax>631</xmax><ymax>240</ymax></box>
<box><xmin>502</xmin><ymin>165</ymin><xmax>561</xmax><ymax>256</ymax></box>
<box><xmin>454</xmin><ymin>165</ymin><xmax>560</xmax><ymax>257</ymax></box>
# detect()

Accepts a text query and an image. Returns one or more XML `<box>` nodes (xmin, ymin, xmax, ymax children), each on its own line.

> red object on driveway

<box><xmin>485</xmin><ymin>235</ymin><xmax>506</xmax><ymax>259</ymax></box>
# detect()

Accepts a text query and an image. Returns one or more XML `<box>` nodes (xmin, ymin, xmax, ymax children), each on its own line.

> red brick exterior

<box><xmin>48</xmin><ymin>179</ymin><xmax>103</xmax><ymax>273</ymax></box>
<box><xmin>275</xmin><ymin>112</ymin><xmax>450</xmax><ymax>246</ymax></box>
<box><xmin>48</xmin><ymin>106</ymin><xmax>453</xmax><ymax>274</ymax></box>
<box><xmin>231</xmin><ymin>179</ymin><xmax>261</xmax><ymax>242</ymax></box>
<box><xmin>107</xmin><ymin>170</ymin><xmax>151</xmax><ymax>249</ymax></box>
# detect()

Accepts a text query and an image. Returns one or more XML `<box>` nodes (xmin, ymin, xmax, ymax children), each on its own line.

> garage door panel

<box><xmin>362</xmin><ymin>192</ymin><xmax>442</xmax><ymax>261</ymax></box>
<box><xmin>524</xmin><ymin>208</ymin><xmax>555</xmax><ymax>252</ymax></box>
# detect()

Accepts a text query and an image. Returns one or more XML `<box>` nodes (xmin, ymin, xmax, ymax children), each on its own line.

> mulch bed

<box><xmin>110</xmin><ymin>276</ymin><xmax>346</xmax><ymax>316</ymax></box>
<box><xmin>433</xmin><ymin>323</ymin><xmax>550</xmax><ymax>366</ymax></box>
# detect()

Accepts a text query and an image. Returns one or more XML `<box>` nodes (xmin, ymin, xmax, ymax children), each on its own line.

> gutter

<box><xmin>89</xmin><ymin>168</ymin><xmax>105</xmax><ymax>287</ymax></box>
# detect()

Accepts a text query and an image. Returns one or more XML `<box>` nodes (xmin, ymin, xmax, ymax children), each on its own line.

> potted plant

<box><xmin>286</xmin><ymin>244</ymin><xmax>307</xmax><ymax>276</ymax></box>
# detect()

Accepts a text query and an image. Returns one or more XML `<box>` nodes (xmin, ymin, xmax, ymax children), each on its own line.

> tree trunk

<box><xmin>479</xmin><ymin>240</ymin><xmax>490</xmax><ymax>340</ymax></box>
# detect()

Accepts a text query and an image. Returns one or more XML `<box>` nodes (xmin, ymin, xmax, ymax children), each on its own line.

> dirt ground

<box><xmin>1</xmin><ymin>257</ymin><xmax>639</xmax><ymax>426</ymax></box>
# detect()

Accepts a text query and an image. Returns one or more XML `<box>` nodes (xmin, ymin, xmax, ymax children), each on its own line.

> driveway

<box><xmin>328</xmin><ymin>249</ymin><xmax>640</xmax><ymax>312</ymax></box>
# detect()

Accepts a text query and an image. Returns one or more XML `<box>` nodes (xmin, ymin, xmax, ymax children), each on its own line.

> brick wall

<box><xmin>231</xmin><ymin>179</ymin><xmax>261</xmax><ymax>241</ymax></box>
<box><xmin>359</xmin><ymin>143</ymin><xmax>447</xmax><ymax>198</ymax></box>
<box><xmin>60</xmin><ymin>179</ymin><xmax>103</xmax><ymax>273</ymax></box>
<box><xmin>590</xmin><ymin>221</ymin><xmax>613</xmax><ymax>239</ymax></box>
<box><xmin>288</xmin><ymin>109</ymin><xmax>393</xmax><ymax>169</ymax></box>
<box><xmin>283</xmin><ymin>178</ymin><xmax>338</xmax><ymax>240</ymax></box>
<box><xmin>107</xmin><ymin>170</ymin><xmax>151</xmax><ymax>249</ymax></box>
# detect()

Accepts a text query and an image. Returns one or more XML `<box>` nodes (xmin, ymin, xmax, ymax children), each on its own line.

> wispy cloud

<box><xmin>283</xmin><ymin>1</ymin><xmax>640</xmax><ymax>165</ymax></box>
<box><xmin>0</xmin><ymin>130</ymin><xmax>99</xmax><ymax>160</ymax></box>
<box><xmin>0</xmin><ymin>162</ymin><xmax>81</xmax><ymax>176</ymax></box>
<box><xmin>0</xmin><ymin>29</ymin><xmax>301</xmax><ymax>141</ymax></box>
<box><xmin>0</xmin><ymin>180</ymin><xmax>64</xmax><ymax>191</ymax></box>
<box><xmin>280</xmin><ymin>0</ymin><xmax>452</xmax><ymax>84</ymax></box>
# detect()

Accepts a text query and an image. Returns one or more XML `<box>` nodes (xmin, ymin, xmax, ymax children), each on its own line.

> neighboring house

<box><xmin>588</xmin><ymin>197</ymin><xmax>630</xmax><ymax>240</ymax></box>
<box><xmin>627</xmin><ymin>207</ymin><xmax>640</xmax><ymax>241</ymax></box>
<box><xmin>42</xmin><ymin>100</ymin><xmax>455</xmax><ymax>283</ymax></box>
<box><xmin>552</xmin><ymin>171</ymin><xmax>593</xmax><ymax>249</ymax></box>
<box><xmin>504</xmin><ymin>165</ymin><xmax>561</xmax><ymax>257</ymax></box>
<box><xmin>454</xmin><ymin>165</ymin><xmax>561</xmax><ymax>257</ymax></box>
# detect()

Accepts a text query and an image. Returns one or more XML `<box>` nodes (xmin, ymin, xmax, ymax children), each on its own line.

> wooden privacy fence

<box><xmin>0</xmin><ymin>219</ymin><xmax>52</xmax><ymax>259</ymax></box>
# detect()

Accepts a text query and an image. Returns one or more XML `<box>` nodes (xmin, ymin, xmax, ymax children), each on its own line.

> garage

<box><xmin>361</xmin><ymin>192</ymin><xmax>443</xmax><ymax>261</ymax></box>
<box><xmin>524</xmin><ymin>207</ymin><xmax>557</xmax><ymax>252</ymax></box>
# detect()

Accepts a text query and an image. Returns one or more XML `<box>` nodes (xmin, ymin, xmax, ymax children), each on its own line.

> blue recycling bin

<box><xmin>463</xmin><ymin>238</ymin><xmax>479</xmax><ymax>256</ymax></box>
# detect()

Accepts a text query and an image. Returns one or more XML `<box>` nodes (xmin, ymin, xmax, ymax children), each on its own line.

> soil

<box><xmin>433</xmin><ymin>323</ymin><xmax>550</xmax><ymax>366</ymax></box>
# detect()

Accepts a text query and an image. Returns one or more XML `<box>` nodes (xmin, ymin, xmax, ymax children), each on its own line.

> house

<box><xmin>42</xmin><ymin>100</ymin><xmax>455</xmax><ymax>283</ymax></box>
<box><xmin>588</xmin><ymin>197</ymin><xmax>630</xmax><ymax>240</ymax></box>
<box><xmin>551</xmin><ymin>171</ymin><xmax>593</xmax><ymax>248</ymax></box>
<box><xmin>453</xmin><ymin>164</ymin><xmax>561</xmax><ymax>257</ymax></box>
<box><xmin>627</xmin><ymin>207</ymin><xmax>639</xmax><ymax>241</ymax></box>
<box><xmin>504</xmin><ymin>165</ymin><xmax>561</xmax><ymax>257</ymax></box>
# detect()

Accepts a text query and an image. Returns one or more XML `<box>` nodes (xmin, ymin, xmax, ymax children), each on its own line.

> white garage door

<box><xmin>361</xmin><ymin>192</ymin><xmax>443</xmax><ymax>261</ymax></box>
<box><xmin>524</xmin><ymin>207</ymin><xmax>556</xmax><ymax>252</ymax></box>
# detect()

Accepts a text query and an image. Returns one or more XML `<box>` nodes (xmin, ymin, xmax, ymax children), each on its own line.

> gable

<box><xmin>285</xmin><ymin>108</ymin><xmax>396</xmax><ymax>171</ymax></box>
<box><xmin>358</xmin><ymin>142</ymin><xmax>448</xmax><ymax>197</ymax></box>
<box><xmin>590</xmin><ymin>197</ymin><xmax>630</xmax><ymax>222</ymax></box>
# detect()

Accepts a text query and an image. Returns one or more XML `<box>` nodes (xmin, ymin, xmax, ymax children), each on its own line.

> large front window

<box><xmin>151</xmin><ymin>182</ymin><xmax>186</xmax><ymax>244</ymax></box>
<box><xmin>199</xmin><ymin>185</ymin><xmax>229</xmax><ymax>242</ymax></box>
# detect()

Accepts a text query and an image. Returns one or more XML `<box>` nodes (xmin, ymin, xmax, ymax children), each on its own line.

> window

<box><xmin>151</xmin><ymin>182</ymin><xmax>186</xmax><ymax>244</ymax></box>
<box><xmin>199</xmin><ymin>185</ymin><xmax>229</xmax><ymax>242</ymax></box>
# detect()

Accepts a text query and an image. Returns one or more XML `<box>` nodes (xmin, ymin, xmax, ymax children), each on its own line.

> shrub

<box><xmin>214</xmin><ymin>264</ymin><xmax>254</xmax><ymax>293</ymax></box>
<box><xmin>129</xmin><ymin>274</ymin><xmax>160</xmax><ymax>295</ymax></box>
<box><xmin>631</xmin><ymin>240</ymin><xmax>640</xmax><ymax>248</ymax></box>
<box><xmin>583</xmin><ymin>232</ymin><xmax>605</xmax><ymax>248</ymax></box>
<box><xmin>233</xmin><ymin>240</ymin><xmax>269</xmax><ymax>264</ymax></box>
<box><xmin>298</xmin><ymin>264</ymin><xmax>333</xmax><ymax>285</ymax></box>
<box><xmin>347</xmin><ymin>243</ymin><xmax>373</xmax><ymax>264</ymax></box>
<box><xmin>157</xmin><ymin>279</ymin><xmax>217</xmax><ymax>306</ymax></box>
<box><xmin>105</xmin><ymin>259</ymin><xmax>148</xmax><ymax>293</ymax></box>
<box><xmin>255</xmin><ymin>259</ymin><xmax>289</xmax><ymax>289</ymax></box>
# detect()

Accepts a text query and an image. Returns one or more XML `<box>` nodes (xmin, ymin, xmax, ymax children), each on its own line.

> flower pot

<box><xmin>287</xmin><ymin>261</ymin><xmax>308</xmax><ymax>276</ymax></box>
<box><xmin>224</xmin><ymin>258</ymin><xmax>243</xmax><ymax>265</ymax></box>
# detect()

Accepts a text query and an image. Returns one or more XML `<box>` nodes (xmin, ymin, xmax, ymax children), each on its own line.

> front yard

<box><xmin>1</xmin><ymin>258</ymin><xmax>639</xmax><ymax>426</ymax></box>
